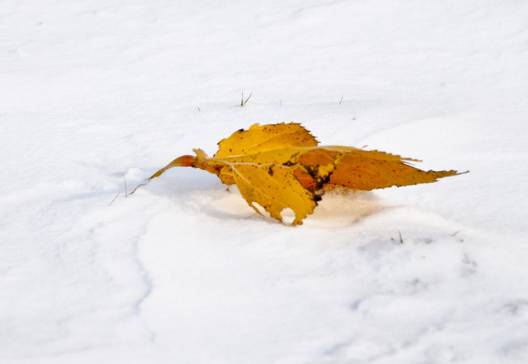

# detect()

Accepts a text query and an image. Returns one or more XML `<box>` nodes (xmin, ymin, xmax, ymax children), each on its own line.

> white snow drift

<box><xmin>1</xmin><ymin>0</ymin><xmax>528</xmax><ymax>363</ymax></box>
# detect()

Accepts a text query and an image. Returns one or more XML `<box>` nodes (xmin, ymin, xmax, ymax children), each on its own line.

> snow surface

<box><xmin>2</xmin><ymin>0</ymin><xmax>528</xmax><ymax>363</ymax></box>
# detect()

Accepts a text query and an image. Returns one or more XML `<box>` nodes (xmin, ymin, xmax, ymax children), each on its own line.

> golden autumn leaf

<box><xmin>145</xmin><ymin>123</ymin><xmax>463</xmax><ymax>225</ymax></box>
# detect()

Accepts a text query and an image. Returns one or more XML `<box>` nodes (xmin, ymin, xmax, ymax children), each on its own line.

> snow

<box><xmin>2</xmin><ymin>0</ymin><xmax>528</xmax><ymax>363</ymax></box>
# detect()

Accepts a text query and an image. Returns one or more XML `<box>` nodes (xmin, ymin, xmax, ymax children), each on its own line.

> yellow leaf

<box><xmin>229</xmin><ymin>163</ymin><xmax>316</xmax><ymax>225</ymax></box>
<box><xmin>146</xmin><ymin>122</ymin><xmax>463</xmax><ymax>225</ymax></box>
<box><xmin>214</xmin><ymin>122</ymin><xmax>318</xmax><ymax>158</ymax></box>
<box><xmin>294</xmin><ymin>146</ymin><xmax>458</xmax><ymax>191</ymax></box>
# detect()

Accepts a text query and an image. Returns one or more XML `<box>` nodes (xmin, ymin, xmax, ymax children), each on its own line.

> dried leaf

<box><xmin>147</xmin><ymin>123</ymin><xmax>463</xmax><ymax>225</ymax></box>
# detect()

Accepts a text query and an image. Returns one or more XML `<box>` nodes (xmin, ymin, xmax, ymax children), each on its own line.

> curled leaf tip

<box><xmin>149</xmin><ymin>154</ymin><xmax>196</xmax><ymax>180</ymax></box>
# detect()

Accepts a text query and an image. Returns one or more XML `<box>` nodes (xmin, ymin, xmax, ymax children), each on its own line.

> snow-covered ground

<box><xmin>2</xmin><ymin>0</ymin><xmax>528</xmax><ymax>363</ymax></box>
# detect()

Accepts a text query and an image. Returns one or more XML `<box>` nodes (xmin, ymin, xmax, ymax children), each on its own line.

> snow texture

<box><xmin>1</xmin><ymin>0</ymin><xmax>528</xmax><ymax>363</ymax></box>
